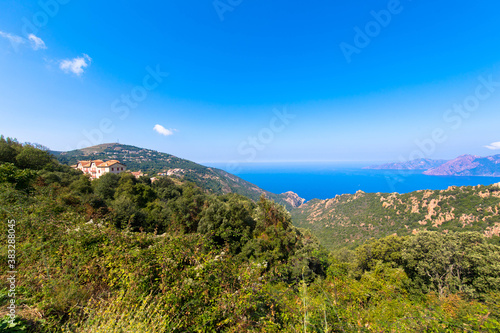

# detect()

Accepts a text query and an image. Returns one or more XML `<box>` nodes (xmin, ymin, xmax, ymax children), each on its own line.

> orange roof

<box><xmin>77</xmin><ymin>160</ymin><xmax>124</xmax><ymax>168</ymax></box>
<box><xmin>97</xmin><ymin>160</ymin><xmax>123</xmax><ymax>167</ymax></box>
<box><xmin>78</xmin><ymin>160</ymin><xmax>92</xmax><ymax>167</ymax></box>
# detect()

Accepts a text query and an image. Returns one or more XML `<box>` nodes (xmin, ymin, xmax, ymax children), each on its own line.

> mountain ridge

<box><xmin>366</xmin><ymin>154</ymin><xmax>500</xmax><ymax>177</ymax></box>
<box><xmin>424</xmin><ymin>154</ymin><xmax>500</xmax><ymax>176</ymax></box>
<box><xmin>52</xmin><ymin>143</ymin><xmax>305</xmax><ymax>208</ymax></box>
<box><xmin>291</xmin><ymin>184</ymin><xmax>500</xmax><ymax>251</ymax></box>
<box><xmin>365</xmin><ymin>158</ymin><xmax>447</xmax><ymax>170</ymax></box>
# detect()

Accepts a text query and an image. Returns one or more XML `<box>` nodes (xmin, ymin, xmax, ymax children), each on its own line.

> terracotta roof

<box><xmin>78</xmin><ymin>160</ymin><xmax>92</xmax><ymax>167</ymax></box>
<box><xmin>77</xmin><ymin>160</ymin><xmax>124</xmax><ymax>168</ymax></box>
<box><xmin>97</xmin><ymin>160</ymin><xmax>123</xmax><ymax>167</ymax></box>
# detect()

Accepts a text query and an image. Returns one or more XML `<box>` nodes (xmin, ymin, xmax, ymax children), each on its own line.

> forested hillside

<box><xmin>53</xmin><ymin>143</ymin><xmax>303</xmax><ymax>209</ymax></box>
<box><xmin>1</xmin><ymin>136</ymin><xmax>500</xmax><ymax>332</ymax></box>
<box><xmin>292</xmin><ymin>186</ymin><xmax>500</xmax><ymax>251</ymax></box>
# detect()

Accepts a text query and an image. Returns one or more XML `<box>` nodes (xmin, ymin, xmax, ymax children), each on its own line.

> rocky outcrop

<box><xmin>280</xmin><ymin>191</ymin><xmax>306</xmax><ymax>208</ymax></box>
<box><xmin>291</xmin><ymin>183</ymin><xmax>500</xmax><ymax>251</ymax></box>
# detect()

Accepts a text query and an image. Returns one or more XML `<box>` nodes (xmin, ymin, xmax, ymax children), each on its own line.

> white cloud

<box><xmin>59</xmin><ymin>54</ymin><xmax>92</xmax><ymax>76</ymax></box>
<box><xmin>0</xmin><ymin>30</ymin><xmax>25</xmax><ymax>48</ymax></box>
<box><xmin>28</xmin><ymin>34</ymin><xmax>46</xmax><ymax>50</ymax></box>
<box><xmin>485</xmin><ymin>142</ymin><xmax>500</xmax><ymax>150</ymax></box>
<box><xmin>153</xmin><ymin>124</ymin><xmax>175</xmax><ymax>136</ymax></box>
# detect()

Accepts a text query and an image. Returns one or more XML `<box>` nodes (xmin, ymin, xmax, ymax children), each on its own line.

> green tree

<box><xmin>0</xmin><ymin>140</ymin><xmax>18</xmax><ymax>164</ymax></box>
<box><xmin>93</xmin><ymin>173</ymin><xmax>120</xmax><ymax>201</ymax></box>
<box><xmin>402</xmin><ymin>231</ymin><xmax>500</xmax><ymax>298</ymax></box>
<box><xmin>197</xmin><ymin>197</ymin><xmax>255</xmax><ymax>254</ymax></box>
<box><xmin>355</xmin><ymin>234</ymin><xmax>407</xmax><ymax>273</ymax></box>
<box><xmin>111</xmin><ymin>195</ymin><xmax>140</xmax><ymax>229</ymax></box>
<box><xmin>134</xmin><ymin>183</ymin><xmax>156</xmax><ymax>208</ymax></box>
<box><xmin>15</xmin><ymin>145</ymin><xmax>53</xmax><ymax>170</ymax></box>
<box><xmin>254</xmin><ymin>194</ymin><xmax>292</xmax><ymax>233</ymax></box>
<box><xmin>70</xmin><ymin>175</ymin><xmax>93</xmax><ymax>195</ymax></box>
<box><xmin>114</xmin><ymin>173</ymin><xmax>137</xmax><ymax>200</ymax></box>
<box><xmin>167</xmin><ymin>184</ymin><xmax>206</xmax><ymax>233</ymax></box>
<box><xmin>0</xmin><ymin>162</ymin><xmax>36</xmax><ymax>191</ymax></box>
<box><xmin>144</xmin><ymin>199</ymin><xmax>171</xmax><ymax>233</ymax></box>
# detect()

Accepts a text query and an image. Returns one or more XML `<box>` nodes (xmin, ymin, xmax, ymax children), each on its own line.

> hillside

<box><xmin>424</xmin><ymin>154</ymin><xmax>500</xmax><ymax>176</ymax></box>
<box><xmin>365</xmin><ymin>158</ymin><xmax>446</xmax><ymax>170</ymax></box>
<box><xmin>291</xmin><ymin>184</ymin><xmax>500</xmax><ymax>251</ymax></box>
<box><xmin>53</xmin><ymin>143</ymin><xmax>304</xmax><ymax>208</ymax></box>
<box><xmin>2</xmin><ymin>137</ymin><xmax>500</xmax><ymax>332</ymax></box>
<box><xmin>366</xmin><ymin>154</ymin><xmax>500</xmax><ymax>177</ymax></box>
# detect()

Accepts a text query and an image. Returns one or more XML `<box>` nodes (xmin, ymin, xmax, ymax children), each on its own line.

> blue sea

<box><xmin>206</xmin><ymin>162</ymin><xmax>500</xmax><ymax>201</ymax></box>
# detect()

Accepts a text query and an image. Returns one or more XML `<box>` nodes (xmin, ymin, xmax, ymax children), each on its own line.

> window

<box><xmin>112</xmin><ymin>167</ymin><xmax>114</xmax><ymax>171</ymax></box>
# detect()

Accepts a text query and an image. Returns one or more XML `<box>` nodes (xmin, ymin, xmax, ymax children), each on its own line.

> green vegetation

<box><xmin>1</xmin><ymin>137</ymin><xmax>500</xmax><ymax>332</ymax></box>
<box><xmin>292</xmin><ymin>188</ymin><xmax>500</xmax><ymax>251</ymax></box>
<box><xmin>53</xmin><ymin>143</ymin><xmax>299</xmax><ymax>209</ymax></box>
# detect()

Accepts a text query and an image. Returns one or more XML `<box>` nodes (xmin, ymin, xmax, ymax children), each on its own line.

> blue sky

<box><xmin>1</xmin><ymin>0</ymin><xmax>500</xmax><ymax>164</ymax></box>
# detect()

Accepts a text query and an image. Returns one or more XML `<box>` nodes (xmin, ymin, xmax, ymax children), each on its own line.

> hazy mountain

<box><xmin>367</xmin><ymin>154</ymin><xmax>500</xmax><ymax>177</ymax></box>
<box><xmin>365</xmin><ymin>158</ymin><xmax>447</xmax><ymax>170</ymax></box>
<box><xmin>53</xmin><ymin>143</ymin><xmax>304</xmax><ymax>208</ymax></box>
<box><xmin>424</xmin><ymin>154</ymin><xmax>500</xmax><ymax>177</ymax></box>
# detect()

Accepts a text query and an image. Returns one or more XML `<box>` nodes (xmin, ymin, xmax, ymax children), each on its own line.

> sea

<box><xmin>206</xmin><ymin>162</ymin><xmax>500</xmax><ymax>202</ymax></box>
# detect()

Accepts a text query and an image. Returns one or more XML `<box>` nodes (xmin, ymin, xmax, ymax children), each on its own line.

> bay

<box><xmin>207</xmin><ymin>162</ymin><xmax>500</xmax><ymax>201</ymax></box>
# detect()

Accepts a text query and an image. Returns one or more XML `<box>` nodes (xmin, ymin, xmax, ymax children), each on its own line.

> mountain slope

<box><xmin>53</xmin><ymin>143</ymin><xmax>304</xmax><ymax>208</ymax></box>
<box><xmin>291</xmin><ymin>184</ymin><xmax>500</xmax><ymax>251</ymax></box>
<box><xmin>366</xmin><ymin>154</ymin><xmax>500</xmax><ymax>177</ymax></box>
<box><xmin>365</xmin><ymin>158</ymin><xmax>447</xmax><ymax>170</ymax></box>
<box><xmin>424</xmin><ymin>154</ymin><xmax>500</xmax><ymax>176</ymax></box>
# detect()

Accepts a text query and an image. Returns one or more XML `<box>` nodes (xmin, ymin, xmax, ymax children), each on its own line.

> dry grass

<box><xmin>62</xmin><ymin>292</ymin><xmax>179</xmax><ymax>333</ymax></box>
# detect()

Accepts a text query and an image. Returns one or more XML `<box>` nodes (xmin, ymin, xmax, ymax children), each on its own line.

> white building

<box><xmin>76</xmin><ymin>160</ymin><xmax>126</xmax><ymax>179</ymax></box>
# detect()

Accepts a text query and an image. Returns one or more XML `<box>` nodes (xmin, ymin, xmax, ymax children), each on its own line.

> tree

<box><xmin>144</xmin><ymin>200</ymin><xmax>171</xmax><ymax>233</ymax></box>
<box><xmin>15</xmin><ymin>145</ymin><xmax>53</xmax><ymax>170</ymax></box>
<box><xmin>70</xmin><ymin>175</ymin><xmax>93</xmax><ymax>195</ymax></box>
<box><xmin>197</xmin><ymin>197</ymin><xmax>255</xmax><ymax>254</ymax></box>
<box><xmin>168</xmin><ymin>184</ymin><xmax>206</xmax><ymax>233</ymax></box>
<box><xmin>93</xmin><ymin>173</ymin><xmax>120</xmax><ymax>201</ymax></box>
<box><xmin>254</xmin><ymin>194</ymin><xmax>292</xmax><ymax>233</ymax></box>
<box><xmin>355</xmin><ymin>234</ymin><xmax>407</xmax><ymax>273</ymax></box>
<box><xmin>0</xmin><ymin>163</ymin><xmax>36</xmax><ymax>191</ymax></box>
<box><xmin>402</xmin><ymin>231</ymin><xmax>500</xmax><ymax>298</ymax></box>
<box><xmin>114</xmin><ymin>173</ymin><xmax>137</xmax><ymax>200</ymax></box>
<box><xmin>111</xmin><ymin>195</ymin><xmax>140</xmax><ymax>229</ymax></box>
<box><xmin>133</xmin><ymin>183</ymin><xmax>157</xmax><ymax>208</ymax></box>
<box><xmin>0</xmin><ymin>141</ymin><xmax>18</xmax><ymax>164</ymax></box>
